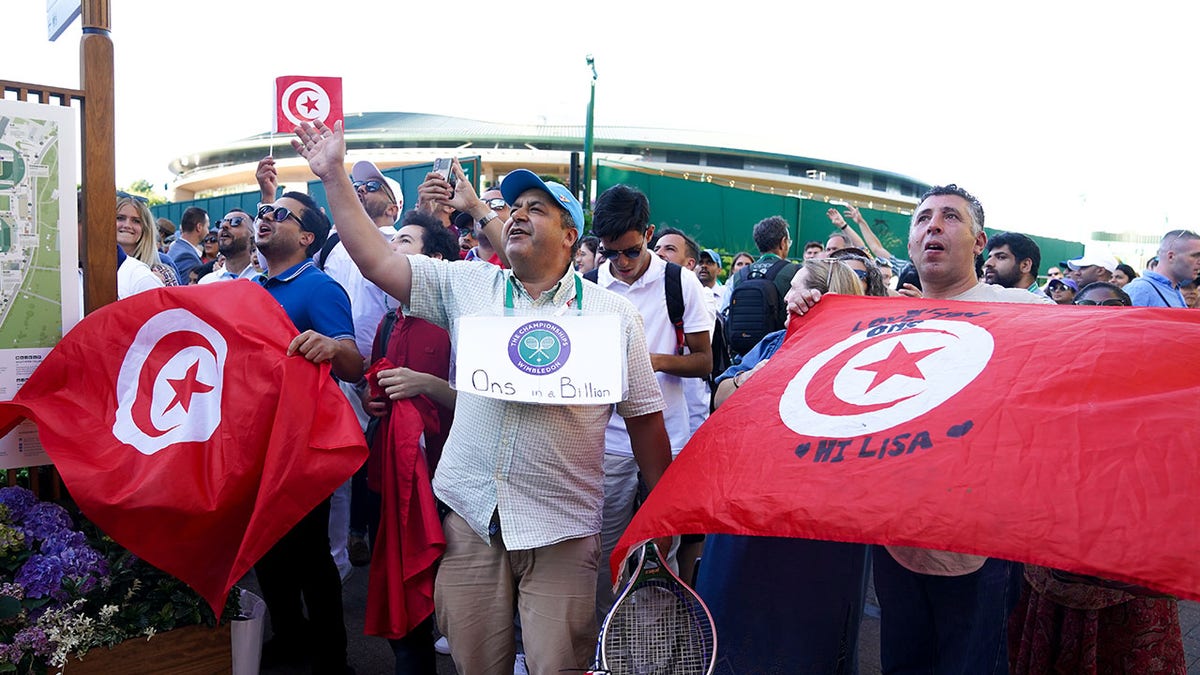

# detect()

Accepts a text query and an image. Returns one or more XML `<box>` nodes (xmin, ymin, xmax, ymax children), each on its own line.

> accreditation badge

<box><xmin>455</xmin><ymin>313</ymin><xmax>623</xmax><ymax>404</ymax></box>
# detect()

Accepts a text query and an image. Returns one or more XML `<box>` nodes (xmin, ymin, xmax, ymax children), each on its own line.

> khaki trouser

<box><xmin>435</xmin><ymin>511</ymin><xmax>599</xmax><ymax>675</ymax></box>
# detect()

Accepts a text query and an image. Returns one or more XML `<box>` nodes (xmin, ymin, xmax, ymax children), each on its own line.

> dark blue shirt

<box><xmin>260</xmin><ymin>260</ymin><xmax>354</xmax><ymax>339</ymax></box>
<box><xmin>168</xmin><ymin>238</ymin><xmax>201</xmax><ymax>282</ymax></box>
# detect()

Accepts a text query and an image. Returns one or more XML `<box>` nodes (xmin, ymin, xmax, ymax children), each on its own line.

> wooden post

<box><xmin>80</xmin><ymin>0</ymin><xmax>116</xmax><ymax>313</ymax></box>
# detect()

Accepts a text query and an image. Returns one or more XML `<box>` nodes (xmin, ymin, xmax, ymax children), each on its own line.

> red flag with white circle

<box><xmin>0</xmin><ymin>281</ymin><xmax>367</xmax><ymax>612</ymax></box>
<box><xmin>614</xmin><ymin>294</ymin><xmax>1200</xmax><ymax>601</ymax></box>
<box><xmin>275</xmin><ymin>75</ymin><xmax>343</xmax><ymax>133</ymax></box>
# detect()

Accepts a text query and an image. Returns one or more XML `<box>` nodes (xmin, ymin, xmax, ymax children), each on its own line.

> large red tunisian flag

<box><xmin>615</xmin><ymin>295</ymin><xmax>1200</xmax><ymax>600</ymax></box>
<box><xmin>275</xmin><ymin>75</ymin><xmax>343</xmax><ymax>134</ymax></box>
<box><xmin>0</xmin><ymin>282</ymin><xmax>367</xmax><ymax>613</ymax></box>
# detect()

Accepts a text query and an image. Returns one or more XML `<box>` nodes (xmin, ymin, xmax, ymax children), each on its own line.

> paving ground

<box><xmin>251</xmin><ymin>565</ymin><xmax>1200</xmax><ymax>674</ymax></box>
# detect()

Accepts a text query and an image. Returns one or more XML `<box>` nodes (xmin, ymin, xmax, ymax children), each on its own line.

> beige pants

<box><xmin>435</xmin><ymin>511</ymin><xmax>600</xmax><ymax>675</ymax></box>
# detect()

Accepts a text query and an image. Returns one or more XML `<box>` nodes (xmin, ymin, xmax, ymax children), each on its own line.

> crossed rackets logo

<box><xmin>507</xmin><ymin>321</ymin><xmax>571</xmax><ymax>375</ymax></box>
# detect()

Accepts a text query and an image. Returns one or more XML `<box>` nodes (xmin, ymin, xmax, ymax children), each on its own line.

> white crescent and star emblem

<box><xmin>281</xmin><ymin>80</ymin><xmax>332</xmax><ymax>128</ymax></box>
<box><xmin>112</xmin><ymin>309</ymin><xmax>227</xmax><ymax>456</ymax></box>
<box><xmin>779</xmin><ymin>319</ymin><xmax>993</xmax><ymax>438</ymax></box>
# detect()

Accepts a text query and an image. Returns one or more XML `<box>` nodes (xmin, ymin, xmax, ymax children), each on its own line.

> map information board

<box><xmin>0</xmin><ymin>100</ymin><xmax>80</xmax><ymax>469</ymax></box>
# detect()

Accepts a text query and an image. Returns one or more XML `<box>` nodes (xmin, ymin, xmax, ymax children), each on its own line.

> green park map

<box><xmin>0</xmin><ymin>101</ymin><xmax>77</xmax><ymax>469</ymax></box>
<box><xmin>0</xmin><ymin>111</ymin><xmax>66</xmax><ymax>349</ymax></box>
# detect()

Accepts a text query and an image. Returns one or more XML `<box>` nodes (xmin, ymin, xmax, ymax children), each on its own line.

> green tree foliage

<box><xmin>122</xmin><ymin>179</ymin><xmax>166</xmax><ymax>206</ymax></box>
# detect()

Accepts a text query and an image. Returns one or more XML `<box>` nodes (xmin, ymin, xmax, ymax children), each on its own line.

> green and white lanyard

<box><xmin>504</xmin><ymin>273</ymin><xmax>584</xmax><ymax>313</ymax></box>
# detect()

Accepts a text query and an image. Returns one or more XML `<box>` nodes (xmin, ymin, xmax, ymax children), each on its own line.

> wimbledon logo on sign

<box><xmin>507</xmin><ymin>320</ymin><xmax>571</xmax><ymax>375</ymax></box>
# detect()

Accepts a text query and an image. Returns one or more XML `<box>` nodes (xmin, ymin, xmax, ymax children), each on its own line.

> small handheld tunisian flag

<box><xmin>0</xmin><ymin>281</ymin><xmax>367</xmax><ymax>613</ymax></box>
<box><xmin>275</xmin><ymin>75</ymin><xmax>343</xmax><ymax>134</ymax></box>
<box><xmin>615</xmin><ymin>295</ymin><xmax>1200</xmax><ymax>600</ymax></box>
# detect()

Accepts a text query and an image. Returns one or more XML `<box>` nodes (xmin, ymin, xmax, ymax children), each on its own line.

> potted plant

<box><xmin>0</xmin><ymin>486</ymin><xmax>240</xmax><ymax>674</ymax></box>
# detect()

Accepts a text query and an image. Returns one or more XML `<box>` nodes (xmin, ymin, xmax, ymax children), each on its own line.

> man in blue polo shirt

<box><xmin>253</xmin><ymin>190</ymin><xmax>363</xmax><ymax>674</ymax></box>
<box><xmin>1125</xmin><ymin>229</ymin><xmax>1200</xmax><ymax>308</ymax></box>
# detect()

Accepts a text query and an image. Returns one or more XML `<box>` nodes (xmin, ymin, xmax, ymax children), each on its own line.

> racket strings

<box><xmin>601</xmin><ymin>578</ymin><xmax>715</xmax><ymax>675</ymax></box>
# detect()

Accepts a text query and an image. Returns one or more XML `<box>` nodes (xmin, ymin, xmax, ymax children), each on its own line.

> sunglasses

<box><xmin>219</xmin><ymin>216</ymin><xmax>248</xmax><ymax>228</ymax></box>
<box><xmin>851</xmin><ymin>269</ymin><xmax>868</xmax><ymax>280</ymax></box>
<box><xmin>1162</xmin><ymin>229</ymin><xmax>1200</xmax><ymax>252</ymax></box>
<box><xmin>1075</xmin><ymin>299</ymin><xmax>1129</xmax><ymax>306</ymax></box>
<box><xmin>485</xmin><ymin>198</ymin><xmax>508</xmax><ymax>210</ymax></box>
<box><xmin>353</xmin><ymin>179</ymin><xmax>386</xmax><ymax>194</ymax></box>
<box><xmin>202</xmin><ymin>235</ymin><xmax>217</xmax><ymax>244</ymax></box>
<box><xmin>598</xmin><ymin>245</ymin><xmax>645</xmax><ymax>261</ymax></box>
<box><xmin>256</xmin><ymin>204</ymin><xmax>305</xmax><ymax>227</ymax></box>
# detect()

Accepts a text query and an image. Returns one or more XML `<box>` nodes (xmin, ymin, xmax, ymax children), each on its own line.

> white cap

<box><xmin>350</xmin><ymin>160</ymin><xmax>403</xmax><ymax>209</ymax></box>
<box><xmin>1065</xmin><ymin>251</ymin><xmax>1118</xmax><ymax>272</ymax></box>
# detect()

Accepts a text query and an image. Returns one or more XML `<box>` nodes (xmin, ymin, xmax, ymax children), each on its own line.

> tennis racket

<box><xmin>589</xmin><ymin>542</ymin><xmax>717</xmax><ymax>675</ymax></box>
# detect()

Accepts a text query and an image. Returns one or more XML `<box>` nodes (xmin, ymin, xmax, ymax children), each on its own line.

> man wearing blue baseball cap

<box><xmin>291</xmin><ymin>120</ymin><xmax>672</xmax><ymax>675</ymax></box>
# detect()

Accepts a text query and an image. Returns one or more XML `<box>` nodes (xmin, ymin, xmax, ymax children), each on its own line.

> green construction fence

<box><xmin>595</xmin><ymin>164</ymin><xmax>1083</xmax><ymax>279</ymax></box>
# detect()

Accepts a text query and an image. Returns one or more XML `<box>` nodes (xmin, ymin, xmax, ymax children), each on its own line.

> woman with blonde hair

<box><xmin>116</xmin><ymin>195</ymin><xmax>180</xmax><ymax>286</ymax></box>
<box><xmin>802</xmin><ymin>256</ymin><xmax>866</xmax><ymax>297</ymax></box>
<box><xmin>699</xmin><ymin>257</ymin><xmax>870</xmax><ymax>675</ymax></box>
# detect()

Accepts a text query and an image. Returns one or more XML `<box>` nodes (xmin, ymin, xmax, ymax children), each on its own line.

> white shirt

<box><xmin>117</xmin><ymin>256</ymin><xmax>164</xmax><ymax>299</ymax></box>
<box><xmin>704</xmin><ymin>280</ymin><xmax>724</xmax><ymax>307</ymax></box>
<box><xmin>719</xmin><ymin>280</ymin><xmax>734</xmax><ymax>312</ymax></box>
<box><xmin>318</xmin><ymin>226</ymin><xmax>398</xmax><ymax>431</ymax></box>
<box><xmin>595</xmin><ymin>255</ymin><xmax>715</xmax><ymax>456</ymax></box>
<box><xmin>319</xmin><ymin>227</ymin><xmax>398</xmax><ymax>358</ymax></box>
<box><xmin>685</xmin><ymin>272</ymin><xmax>720</xmax><ymax>433</ymax></box>
<box><xmin>197</xmin><ymin>263</ymin><xmax>260</xmax><ymax>284</ymax></box>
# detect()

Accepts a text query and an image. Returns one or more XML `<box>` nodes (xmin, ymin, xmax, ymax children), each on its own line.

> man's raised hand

<box><xmin>844</xmin><ymin>204</ymin><xmax>868</xmax><ymax>227</ymax></box>
<box><xmin>292</xmin><ymin>120</ymin><xmax>345</xmax><ymax>181</ymax></box>
<box><xmin>417</xmin><ymin>158</ymin><xmax>482</xmax><ymax>214</ymax></box>
<box><xmin>255</xmin><ymin>156</ymin><xmax>278</xmax><ymax>200</ymax></box>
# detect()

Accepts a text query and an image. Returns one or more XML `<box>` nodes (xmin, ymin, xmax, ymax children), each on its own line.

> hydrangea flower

<box><xmin>0</xmin><ymin>641</ymin><xmax>22</xmax><ymax>664</ymax></box>
<box><xmin>13</xmin><ymin>625</ymin><xmax>50</xmax><ymax>656</ymax></box>
<box><xmin>0</xmin><ymin>522</ymin><xmax>23</xmax><ymax>557</ymax></box>
<box><xmin>15</xmin><ymin>554</ymin><xmax>66</xmax><ymax>600</ymax></box>
<box><xmin>18</xmin><ymin>501</ymin><xmax>73</xmax><ymax>543</ymax></box>
<box><xmin>0</xmin><ymin>487</ymin><xmax>38</xmax><ymax>522</ymax></box>
<box><xmin>0</xmin><ymin>582</ymin><xmax>23</xmax><ymax>601</ymax></box>
<box><xmin>57</xmin><ymin>543</ymin><xmax>109</xmax><ymax>595</ymax></box>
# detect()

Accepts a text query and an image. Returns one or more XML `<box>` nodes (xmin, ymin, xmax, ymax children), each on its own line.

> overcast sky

<box><xmin>8</xmin><ymin>1</ymin><xmax>1198</xmax><ymax>245</ymax></box>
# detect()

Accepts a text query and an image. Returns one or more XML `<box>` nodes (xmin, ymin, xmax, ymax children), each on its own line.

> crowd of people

<box><xmin>106</xmin><ymin>118</ymin><xmax>1199</xmax><ymax>675</ymax></box>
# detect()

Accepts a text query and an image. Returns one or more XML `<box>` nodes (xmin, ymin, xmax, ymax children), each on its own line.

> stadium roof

<box><xmin>170</xmin><ymin>111</ymin><xmax>928</xmax><ymax>198</ymax></box>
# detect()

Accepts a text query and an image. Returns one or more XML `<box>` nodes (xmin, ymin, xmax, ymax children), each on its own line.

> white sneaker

<box><xmin>513</xmin><ymin>652</ymin><xmax>528</xmax><ymax>675</ymax></box>
<box><xmin>433</xmin><ymin>636</ymin><xmax>451</xmax><ymax>655</ymax></box>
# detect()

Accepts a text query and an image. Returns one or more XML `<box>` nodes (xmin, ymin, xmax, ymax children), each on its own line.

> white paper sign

<box><xmin>455</xmin><ymin>314</ymin><xmax>623</xmax><ymax>404</ymax></box>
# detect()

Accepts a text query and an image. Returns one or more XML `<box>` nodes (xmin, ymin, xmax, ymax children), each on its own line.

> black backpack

<box><xmin>315</xmin><ymin>232</ymin><xmax>341</xmax><ymax>271</ymax></box>
<box><xmin>709</xmin><ymin>312</ymin><xmax>732</xmax><ymax>382</ymax></box>
<box><xmin>724</xmin><ymin>258</ymin><xmax>789</xmax><ymax>356</ymax></box>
